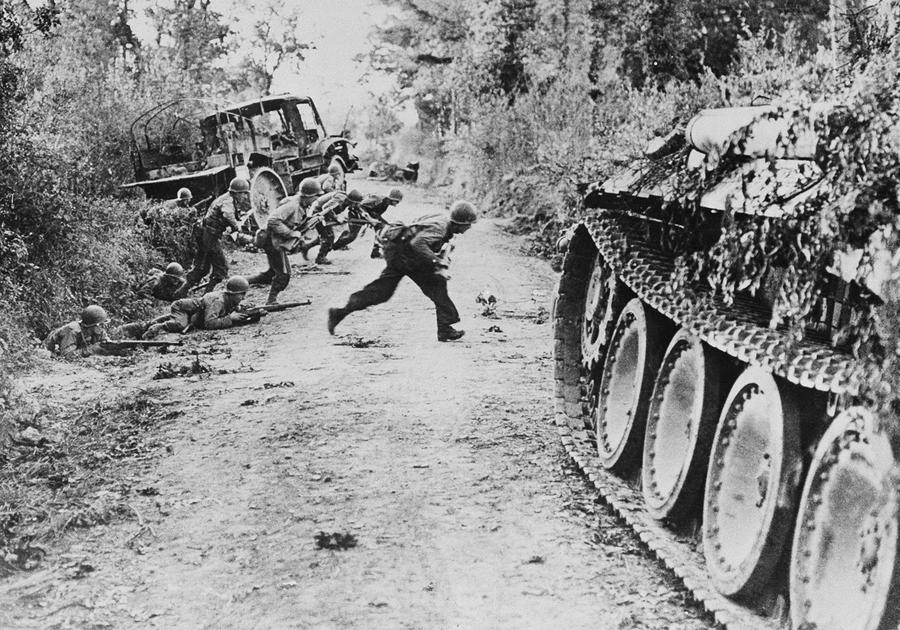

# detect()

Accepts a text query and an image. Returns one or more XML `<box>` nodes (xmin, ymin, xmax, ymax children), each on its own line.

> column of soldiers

<box><xmin>44</xmin><ymin>166</ymin><xmax>476</xmax><ymax>356</ymax></box>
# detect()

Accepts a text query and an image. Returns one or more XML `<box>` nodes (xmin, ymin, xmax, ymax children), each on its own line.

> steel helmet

<box><xmin>388</xmin><ymin>189</ymin><xmax>403</xmax><ymax>203</ymax></box>
<box><xmin>177</xmin><ymin>187</ymin><xmax>193</xmax><ymax>201</ymax></box>
<box><xmin>299</xmin><ymin>177</ymin><xmax>323</xmax><ymax>197</ymax></box>
<box><xmin>347</xmin><ymin>189</ymin><xmax>363</xmax><ymax>203</ymax></box>
<box><xmin>80</xmin><ymin>304</ymin><xmax>109</xmax><ymax>328</ymax></box>
<box><xmin>165</xmin><ymin>262</ymin><xmax>185</xmax><ymax>277</ymax></box>
<box><xmin>328</xmin><ymin>163</ymin><xmax>343</xmax><ymax>176</ymax></box>
<box><xmin>228</xmin><ymin>177</ymin><xmax>251</xmax><ymax>194</ymax></box>
<box><xmin>449</xmin><ymin>200</ymin><xmax>477</xmax><ymax>225</ymax></box>
<box><xmin>224</xmin><ymin>276</ymin><xmax>250</xmax><ymax>294</ymax></box>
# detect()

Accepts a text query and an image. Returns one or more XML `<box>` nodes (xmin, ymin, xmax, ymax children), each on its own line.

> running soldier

<box><xmin>327</xmin><ymin>201</ymin><xmax>477</xmax><ymax>342</ymax></box>
<box><xmin>306</xmin><ymin>188</ymin><xmax>364</xmax><ymax>265</ymax></box>
<box><xmin>247</xmin><ymin>178</ymin><xmax>322</xmax><ymax>304</ymax></box>
<box><xmin>334</xmin><ymin>189</ymin><xmax>403</xmax><ymax>256</ymax></box>
<box><xmin>317</xmin><ymin>163</ymin><xmax>345</xmax><ymax>193</ymax></box>
<box><xmin>184</xmin><ymin>177</ymin><xmax>251</xmax><ymax>294</ymax></box>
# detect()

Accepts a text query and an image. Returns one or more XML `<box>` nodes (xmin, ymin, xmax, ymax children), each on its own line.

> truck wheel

<box><xmin>250</xmin><ymin>168</ymin><xmax>287</xmax><ymax>232</ymax></box>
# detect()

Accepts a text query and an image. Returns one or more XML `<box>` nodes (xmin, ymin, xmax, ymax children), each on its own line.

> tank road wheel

<box><xmin>580</xmin><ymin>253</ymin><xmax>627</xmax><ymax>371</ymax></box>
<box><xmin>642</xmin><ymin>331</ymin><xmax>723</xmax><ymax>522</ymax></box>
<box><xmin>702</xmin><ymin>367</ymin><xmax>802</xmax><ymax>598</ymax></box>
<box><xmin>594</xmin><ymin>298</ymin><xmax>671</xmax><ymax>472</ymax></box>
<box><xmin>790</xmin><ymin>407</ymin><xmax>900</xmax><ymax>630</ymax></box>
<box><xmin>249</xmin><ymin>168</ymin><xmax>287</xmax><ymax>232</ymax></box>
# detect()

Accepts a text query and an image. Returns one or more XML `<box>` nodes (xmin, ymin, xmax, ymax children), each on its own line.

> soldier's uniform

<box><xmin>137</xmin><ymin>269</ymin><xmax>188</xmax><ymax>301</ymax></box>
<box><xmin>43</xmin><ymin>321</ymin><xmax>109</xmax><ymax>356</ymax></box>
<box><xmin>146</xmin><ymin>291</ymin><xmax>243</xmax><ymax>335</ymax></box>
<box><xmin>185</xmin><ymin>192</ymin><xmax>241</xmax><ymax>291</ymax></box>
<box><xmin>307</xmin><ymin>191</ymin><xmax>359</xmax><ymax>264</ymax></box>
<box><xmin>338</xmin><ymin>214</ymin><xmax>460</xmax><ymax>330</ymax></box>
<box><xmin>247</xmin><ymin>194</ymin><xmax>312</xmax><ymax>303</ymax></box>
<box><xmin>316</xmin><ymin>172</ymin><xmax>345</xmax><ymax>194</ymax></box>
<box><xmin>335</xmin><ymin>194</ymin><xmax>396</xmax><ymax>254</ymax></box>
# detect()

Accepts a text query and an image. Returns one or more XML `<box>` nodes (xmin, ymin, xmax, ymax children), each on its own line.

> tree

<box><xmin>227</xmin><ymin>1</ymin><xmax>311</xmax><ymax>95</ymax></box>
<box><xmin>145</xmin><ymin>0</ymin><xmax>231</xmax><ymax>92</ymax></box>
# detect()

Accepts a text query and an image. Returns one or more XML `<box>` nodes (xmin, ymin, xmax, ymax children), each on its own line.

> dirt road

<box><xmin>2</xmin><ymin>182</ymin><xmax>713</xmax><ymax>629</ymax></box>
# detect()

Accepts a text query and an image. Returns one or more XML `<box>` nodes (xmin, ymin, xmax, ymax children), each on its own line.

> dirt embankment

<box><xmin>1</xmin><ymin>181</ymin><xmax>712</xmax><ymax>629</ymax></box>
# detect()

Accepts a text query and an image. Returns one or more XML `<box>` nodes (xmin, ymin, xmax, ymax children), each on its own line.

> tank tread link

<box><xmin>553</xmin><ymin>106</ymin><xmax>900</xmax><ymax>630</ymax></box>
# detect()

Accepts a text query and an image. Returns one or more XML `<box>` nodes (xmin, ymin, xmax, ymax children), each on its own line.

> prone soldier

<box><xmin>137</xmin><ymin>262</ymin><xmax>188</xmax><ymax>301</ymax></box>
<box><xmin>327</xmin><ymin>200</ymin><xmax>477</xmax><ymax>342</ymax></box>
<box><xmin>184</xmin><ymin>177</ymin><xmax>251</xmax><ymax>294</ymax></box>
<box><xmin>44</xmin><ymin>305</ymin><xmax>112</xmax><ymax>356</ymax></box>
<box><xmin>164</xmin><ymin>187</ymin><xmax>193</xmax><ymax>211</ymax></box>
<box><xmin>142</xmin><ymin>276</ymin><xmax>254</xmax><ymax>338</ymax></box>
<box><xmin>246</xmin><ymin>178</ymin><xmax>322</xmax><ymax>304</ymax></box>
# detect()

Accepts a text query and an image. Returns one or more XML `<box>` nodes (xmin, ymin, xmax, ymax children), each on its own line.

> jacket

<box><xmin>43</xmin><ymin>321</ymin><xmax>108</xmax><ymax>356</ymax></box>
<box><xmin>202</xmin><ymin>193</ymin><xmax>241</xmax><ymax>233</ymax></box>
<box><xmin>385</xmin><ymin>214</ymin><xmax>454</xmax><ymax>271</ymax></box>
<box><xmin>267</xmin><ymin>195</ymin><xmax>309</xmax><ymax>251</ymax></box>
<box><xmin>172</xmin><ymin>291</ymin><xmax>238</xmax><ymax>329</ymax></box>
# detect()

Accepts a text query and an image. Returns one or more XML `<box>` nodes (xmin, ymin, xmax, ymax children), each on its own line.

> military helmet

<box><xmin>347</xmin><ymin>189</ymin><xmax>363</xmax><ymax>203</ymax></box>
<box><xmin>299</xmin><ymin>177</ymin><xmax>323</xmax><ymax>197</ymax></box>
<box><xmin>228</xmin><ymin>177</ymin><xmax>251</xmax><ymax>194</ymax></box>
<box><xmin>328</xmin><ymin>163</ymin><xmax>343</xmax><ymax>176</ymax></box>
<box><xmin>165</xmin><ymin>262</ymin><xmax>185</xmax><ymax>277</ymax></box>
<box><xmin>388</xmin><ymin>189</ymin><xmax>403</xmax><ymax>203</ymax></box>
<box><xmin>449</xmin><ymin>200</ymin><xmax>478</xmax><ymax>225</ymax></box>
<box><xmin>177</xmin><ymin>187</ymin><xmax>193</xmax><ymax>201</ymax></box>
<box><xmin>224</xmin><ymin>276</ymin><xmax>250</xmax><ymax>294</ymax></box>
<box><xmin>80</xmin><ymin>304</ymin><xmax>109</xmax><ymax>328</ymax></box>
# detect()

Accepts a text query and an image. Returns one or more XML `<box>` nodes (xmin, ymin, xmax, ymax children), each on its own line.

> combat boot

<box><xmin>315</xmin><ymin>257</ymin><xmax>333</xmax><ymax>265</ymax></box>
<box><xmin>327</xmin><ymin>307</ymin><xmax>347</xmax><ymax>335</ymax></box>
<box><xmin>266</xmin><ymin>286</ymin><xmax>281</xmax><ymax>305</ymax></box>
<box><xmin>437</xmin><ymin>325</ymin><xmax>465</xmax><ymax>342</ymax></box>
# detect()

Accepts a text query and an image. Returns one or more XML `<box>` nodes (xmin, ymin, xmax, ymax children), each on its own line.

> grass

<box><xmin>0</xmin><ymin>389</ymin><xmax>180</xmax><ymax>574</ymax></box>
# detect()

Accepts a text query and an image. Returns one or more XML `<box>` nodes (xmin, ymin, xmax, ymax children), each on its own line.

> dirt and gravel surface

<box><xmin>1</xmin><ymin>180</ymin><xmax>715</xmax><ymax>629</ymax></box>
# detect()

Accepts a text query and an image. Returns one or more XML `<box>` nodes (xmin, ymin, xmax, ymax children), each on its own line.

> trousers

<box><xmin>247</xmin><ymin>238</ymin><xmax>291</xmax><ymax>292</ymax></box>
<box><xmin>186</xmin><ymin>226</ymin><xmax>228</xmax><ymax>289</ymax></box>
<box><xmin>344</xmin><ymin>263</ymin><xmax>460</xmax><ymax>328</ymax></box>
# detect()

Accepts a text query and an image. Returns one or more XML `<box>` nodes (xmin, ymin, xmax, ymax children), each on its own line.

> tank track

<box><xmin>552</xmin><ymin>215</ymin><xmax>869</xmax><ymax>629</ymax></box>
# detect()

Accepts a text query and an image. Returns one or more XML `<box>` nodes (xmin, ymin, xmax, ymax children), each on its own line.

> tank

<box><xmin>553</xmin><ymin>104</ymin><xmax>900</xmax><ymax>629</ymax></box>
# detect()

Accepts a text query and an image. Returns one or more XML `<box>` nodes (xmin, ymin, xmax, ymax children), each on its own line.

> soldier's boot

<box><xmin>437</xmin><ymin>325</ymin><xmax>465</xmax><ymax>342</ymax></box>
<box><xmin>266</xmin><ymin>285</ymin><xmax>281</xmax><ymax>306</ymax></box>
<box><xmin>327</xmin><ymin>307</ymin><xmax>347</xmax><ymax>335</ymax></box>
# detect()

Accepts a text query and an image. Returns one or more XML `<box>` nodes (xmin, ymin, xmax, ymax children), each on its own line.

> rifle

<box><xmin>100</xmin><ymin>340</ymin><xmax>183</xmax><ymax>351</ymax></box>
<box><xmin>237</xmin><ymin>300</ymin><xmax>312</xmax><ymax>319</ymax></box>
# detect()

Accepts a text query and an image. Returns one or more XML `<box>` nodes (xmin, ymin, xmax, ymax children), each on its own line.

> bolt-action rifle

<box><xmin>237</xmin><ymin>300</ymin><xmax>312</xmax><ymax>321</ymax></box>
<box><xmin>100</xmin><ymin>339</ymin><xmax>183</xmax><ymax>351</ymax></box>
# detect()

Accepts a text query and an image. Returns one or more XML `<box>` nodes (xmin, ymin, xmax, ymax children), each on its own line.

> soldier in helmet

<box><xmin>305</xmin><ymin>188</ymin><xmax>364</xmax><ymax>265</ymax></box>
<box><xmin>184</xmin><ymin>177</ymin><xmax>251</xmax><ymax>294</ymax></box>
<box><xmin>246</xmin><ymin>178</ymin><xmax>322</xmax><ymax>304</ymax></box>
<box><xmin>335</xmin><ymin>188</ymin><xmax>404</xmax><ymax>256</ymax></box>
<box><xmin>317</xmin><ymin>162</ymin><xmax>345</xmax><ymax>193</ymax></box>
<box><xmin>44</xmin><ymin>305</ymin><xmax>112</xmax><ymax>356</ymax></box>
<box><xmin>142</xmin><ymin>275</ymin><xmax>254</xmax><ymax>338</ymax></box>
<box><xmin>164</xmin><ymin>187</ymin><xmax>194</xmax><ymax>211</ymax></box>
<box><xmin>137</xmin><ymin>262</ymin><xmax>188</xmax><ymax>301</ymax></box>
<box><xmin>327</xmin><ymin>200</ymin><xmax>477</xmax><ymax>342</ymax></box>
